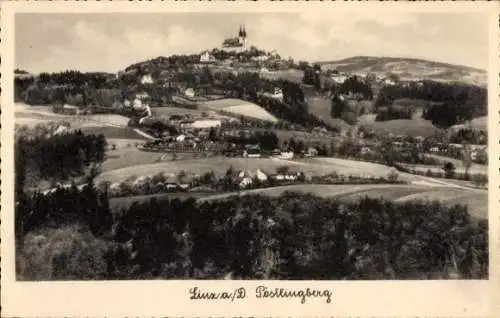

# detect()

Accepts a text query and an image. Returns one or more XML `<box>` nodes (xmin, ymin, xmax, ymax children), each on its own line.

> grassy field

<box><xmin>358</xmin><ymin>114</ymin><xmax>441</xmax><ymax>137</ymax></box>
<box><xmin>306</xmin><ymin>96</ymin><xmax>352</xmax><ymax>129</ymax></box>
<box><xmin>80</xmin><ymin>126</ymin><xmax>150</xmax><ymax>140</ymax></box>
<box><xmin>198</xmin><ymin>98</ymin><xmax>278</xmax><ymax>122</ymax></box>
<box><xmin>150</xmin><ymin>106</ymin><xmax>204</xmax><ymax>117</ymax></box>
<box><xmin>450</xmin><ymin>116</ymin><xmax>487</xmax><ymax>131</ymax></box>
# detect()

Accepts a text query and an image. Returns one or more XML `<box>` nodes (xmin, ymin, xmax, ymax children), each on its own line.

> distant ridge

<box><xmin>316</xmin><ymin>56</ymin><xmax>486</xmax><ymax>86</ymax></box>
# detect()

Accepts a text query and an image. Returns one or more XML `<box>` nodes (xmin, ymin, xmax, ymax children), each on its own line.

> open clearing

<box><xmin>198</xmin><ymin>98</ymin><xmax>278</xmax><ymax>122</ymax></box>
<box><xmin>15</xmin><ymin>103</ymin><xmax>131</xmax><ymax>129</ymax></box>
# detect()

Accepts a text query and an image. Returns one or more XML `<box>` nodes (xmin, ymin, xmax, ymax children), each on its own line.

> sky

<box><xmin>15</xmin><ymin>12</ymin><xmax>489</xmax><ymax>73</ymax></box>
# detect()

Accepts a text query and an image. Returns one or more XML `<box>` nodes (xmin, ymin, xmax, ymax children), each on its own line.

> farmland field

<box><xmin>450</xmin><ymin>116</ymin><xmax>487</xmax><ymax>131</ymax></box>
<box><xmin>198</xmin><ymin>98</ymin><xmax>278</xmax><ymax>122</ymax></box>
<box><xmin>400</xmin><ymin>162</ymin><xmax>487</xmax><ymax>175</ymax></box>
<box><xmin>80</xmin><ymin>126</ymin><xmax>150</xmax><ymax>140</ymax></box>
<box><xmin>15</xmin><ymin>103</ymin><xmax>131</xmax><ymax>129</ymax></box>
<box><xmin>150</xmin><ymin>106</ymin><xmax>205</xmax><ymax>117</ymax></box>
<box><xmin>197</xmin><ymin>183</ymin><xmax>487</xmax><ymax>219</ymax></box>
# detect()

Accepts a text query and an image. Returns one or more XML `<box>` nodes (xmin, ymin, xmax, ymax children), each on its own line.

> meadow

<box><xmin>198</xmin><ymin>98</ymin><xmax>278</xmax><ymax>122</ymax></box>
<box><xmin>358</xmin><ymin>114</ymin><xmax>441</xmax><ymax>137</ymax></box>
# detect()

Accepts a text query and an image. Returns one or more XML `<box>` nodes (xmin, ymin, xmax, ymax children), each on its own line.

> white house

<box><xmin>141</xmin><ymin>74</ymin><xmax>154</xmax><ymax>85</ymax></box>
<box><xmin>239</xmin><ymin>177</ymin><xmax>253</xmax><ymax>188</ymax></box>
<box><xmin>200</xmin><ymin>51</ymin><xmax>216</xmax><ymax>63</ymax></box>
<box><xmin>135</xmin><ymin>92</ymin><xmax>149</xmax><ymax>100</ymax></box>
<box><xmin>133</xmin><ymin>98</ymin><xmax>144</xmax><ymax>110</ymax></box>
<box><xmin>383</xmin><ymin>78</ymin><xmax>397</xmax><ymax>86</ymax></box>
<box><xmin>279</xmin><ymin>151</ymin><xmax>294</xmax><ymax>159</ymax></box>
<box><xmin>246</xmin><ymin>153</ymin><xmax>262</xmax><ymax>158</ymax></box>
<box><xmin>331</xmin><ymin>74</ymin><xmax>348</xmax><ymax>84</ymax></box>
<box><xmin>184</xmin><ymin>88</ymin><xmax>195</xmax><ymax>98</ymax></box>
<box><xmin>53</xmin><ymin>125</ymin><xmax>69</xmax><ymax>135</ymax></box>
<box><xmin>176</xmin><ymin>134</ymin><xmax>187</xmax><ymax>142</ymax></box>
<box><xmin>251</xmin><ymin>55</ymin><xmax>269</xmax><ymax>62</ymax></box>
<box><xmin>360</xmin><ymin>146</ymin><xmax>372</xmax><ymax>155</ymax></box>
<box><xmin>256</xmin><ymin>169</ymin><xmax>268</xmax><ymax>181</ymax></box>
<box><xmin>263</xmin><ymin>87</ymin><xmax>283</xmax><ymax>100</ymax></box>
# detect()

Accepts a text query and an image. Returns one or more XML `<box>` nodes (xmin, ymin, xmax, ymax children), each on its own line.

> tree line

<box><xmin>16</xmin><ymin>130</ymin><xmax>107</xmax><ymax>190</ymax></box>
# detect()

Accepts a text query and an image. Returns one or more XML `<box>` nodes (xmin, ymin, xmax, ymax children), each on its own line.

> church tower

<box><xmin>238</xmin><ymin>25</ymin><xmax>247</xmax><ymax>51</ymax></box>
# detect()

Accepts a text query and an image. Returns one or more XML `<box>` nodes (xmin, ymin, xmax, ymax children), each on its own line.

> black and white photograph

<box><xmin>2</xmin><ymin>1</ymin><xmax>498</xmax><ymax>317</ymax></box>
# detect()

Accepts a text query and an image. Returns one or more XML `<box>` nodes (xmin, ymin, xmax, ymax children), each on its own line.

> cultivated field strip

<box><xmin>197</xmin><ymin>183</ymin><xmax>487</xmax><ymax>219</ymax></box>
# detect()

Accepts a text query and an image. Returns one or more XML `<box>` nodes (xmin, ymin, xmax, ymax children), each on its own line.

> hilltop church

<box><xmin>221</xmin><ymin>25</ymin><xmax>247</xmax><ymax>53</ymax></box>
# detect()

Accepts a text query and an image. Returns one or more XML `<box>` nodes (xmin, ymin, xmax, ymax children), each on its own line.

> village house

<box><xmin>331</xmin><ymin>74</ymin><xmax>348</xmax><ymax>84</ymax></box>
<box><xmin>200</xmin><ymin>51</ymin><xmax>217</xmax><ymax>64</ymax></box>
<box><xmin>303</xmin><ymin>147</ymin><xmax>319</xmax><ymax>158</ymax></box>
<box><xmin>141</xmin><ymin>74</ymin><xmax>154</xmax><ymax>85</ymax></box>
<box><xmin>383</xmin><ymin>78</ymin><xmax>397</xmax><ymax>86</ymax></box>
<box><xmin>279</xmin><ymin>151</ymin><xmax>294</xmax><ymax>159</ymax></box>
<box><xmin>360</xmin><ymin>146</ymin><xmax>372</xmax><ymax>155</ymax></box>
<box><xmin>184</xmin><ymin>88</ymin><xmax>195</xmax><ymax>98</ymax></box>
<box><xmin>135</xmin><ymin>92</ymin><xmax>150</xmax><ymax>100</ymax></box>
<box><xmin>243</xmin><ymin>144</ymin><xmax>262</xmax><ymax>158</ymax></box>
<box><xmin>61</xmin><ymin>104</ymin><xmax>84</xmax><ymax>115</ymax></box>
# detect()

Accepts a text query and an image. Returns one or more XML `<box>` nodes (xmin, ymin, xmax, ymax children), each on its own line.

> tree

<box><xmin>443</xmin><ymin>162</ymin><xmax>456</xmax><ymax>179</ymax></box>
<box><xmin>462</xmin><ymin>144</ymin><xmax>472</xmax><ymax>180</ymax></box>
<box><xmin>208</xmin><ymin>127</ymin><xmax>217</xmax><ymax>142</ymax></box>
<box><xmin>177</xmin><ymin>170</ymin><xmax>187</xmax><ymax>184</ymax></box>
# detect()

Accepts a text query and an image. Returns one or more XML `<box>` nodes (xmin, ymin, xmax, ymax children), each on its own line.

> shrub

<box><xmin>387</xmin><ymin>170</ymin><xmax>399</xmax><ymax>183</ymax></box>
<box><xmin>443</xmin><ymin>162</ymin><xmax>456</xmax><ymax>179</ymax></box>
<box><xmin>472</xmin><ymin>174</ymin><xmax>488</xmax><ymax>188</ymax></box>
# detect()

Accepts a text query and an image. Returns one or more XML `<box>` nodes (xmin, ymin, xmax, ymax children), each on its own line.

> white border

<box><xmin>1</xmin><ymin>2</ymin><xmax>499</xmax><ymax>317</ymax></box>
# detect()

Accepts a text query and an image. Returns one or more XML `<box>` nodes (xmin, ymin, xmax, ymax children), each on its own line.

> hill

<box><xmin>317</xmin><ymin>56</ymin><xmax>486</xmax><ymax>86</ymax></box>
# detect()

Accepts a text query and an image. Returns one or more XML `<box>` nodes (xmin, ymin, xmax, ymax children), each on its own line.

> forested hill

<box><xmin>317</xmin><ymin>56</ymin><xmax>486</xmax><ymax>86</ymax></box>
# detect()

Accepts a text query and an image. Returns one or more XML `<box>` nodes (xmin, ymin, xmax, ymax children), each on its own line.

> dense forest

<box><xmin>16</xmin><ymin>186</ymin><xmax>488</xmax><ymax>280</ymax></box>
<box><xmin>375</xmin><ymin>81</ymin><xmax>487</xmax><ymax>127</ymax></box>
<box><xmin>15</xmin><ymin>129</ymin><xmax>107</xmax><ymax>189</ymax></box>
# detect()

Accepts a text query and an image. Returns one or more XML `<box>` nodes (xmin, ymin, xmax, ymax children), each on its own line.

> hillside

<box><xmin>317</xmin><ymin>56</ymin><xmax>486</xmax><ymax>86</ymax></box>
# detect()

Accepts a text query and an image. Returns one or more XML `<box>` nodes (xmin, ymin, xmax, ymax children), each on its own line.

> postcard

<box><xmin>1</xmin><ymin>1</ymin><xmax>499</xmax><ymax>317</ymax></box>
